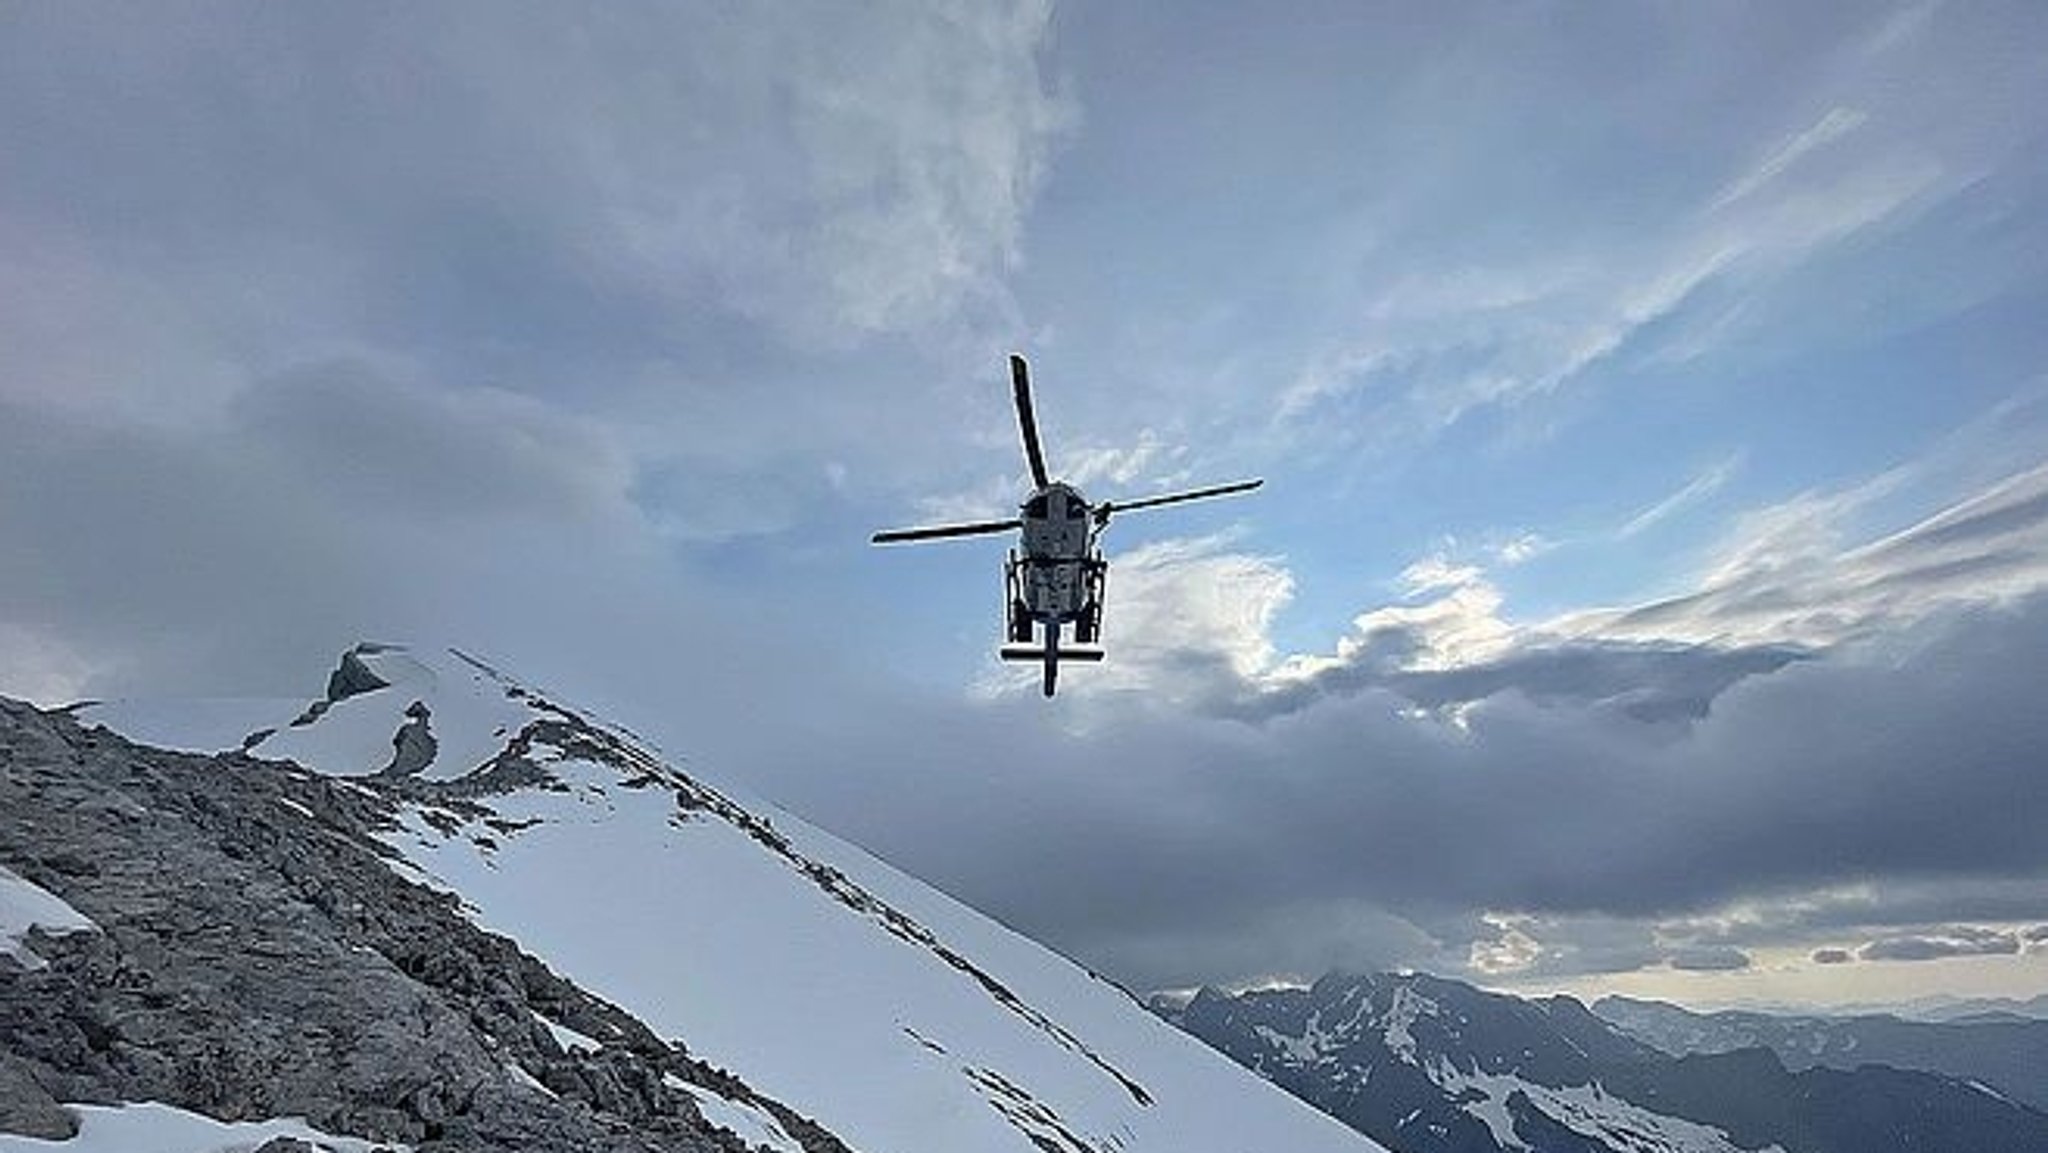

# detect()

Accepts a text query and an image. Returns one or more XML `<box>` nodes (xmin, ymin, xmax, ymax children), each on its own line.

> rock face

<box><xmin>0</xmin><ymin>696</ymin><xmax>847</xmax><ymax>1153</ymax></box>
<box><xmin>383</xmin><ymin>700</ymin><xmax>439</xmax><ymax>777</ymax></box>
<box><xmin>287</xmin><ymin>643</ymin><xmax>395</xmax><ymax>729</ymax></box>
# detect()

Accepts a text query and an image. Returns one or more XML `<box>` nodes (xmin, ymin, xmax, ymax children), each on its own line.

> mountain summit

<box><xmin>4</xmin><ymin>643</ymin><xmax>1380</xmax><ymax>1152</ymax></box>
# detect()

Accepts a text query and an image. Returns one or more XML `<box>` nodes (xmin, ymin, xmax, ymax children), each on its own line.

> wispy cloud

<box><xmin>1711</xmin><ymin>106</ymin><xmax>1871</xmax><ymax>211</ymax></box>
<box><xmin>1491</xmin><ymin>532</ymin><xmax>1552</xmax><ymax>566</ymax></box>
<box><xmin>1048</xmin><ymin>412</ymin><xmax>2048</xmax><ymax>731</ymax></box>
<box><xmin>1619</xmin><ymin>454</ymin><xmax>1743</xmax><ymax>539</ymax></box>
<box><xmin>1578</xmin><ymin>457</ymin><xmax>2048</xmax><ymax>648</ymax></box>
<box><xmin>1270</xmin><ymin>4</ymin><xmax>2025</xmax><ymax>454</ymax></box>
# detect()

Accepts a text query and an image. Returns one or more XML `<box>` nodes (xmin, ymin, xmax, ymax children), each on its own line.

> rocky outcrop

<box><xmin>0</xmin><ymin>696</ymin><xmax>849</xmax><ymax>1153</ymax></box>
<box><xmin>287</xmin><ymin>643</ymin><xmax>395</xmax><ymax>729</ymax></box>
<box><xmin>382</xmin><ymin>700</ymin><xmax>439</xmax><ymax>777</ymax></box>
<box><xmin>0</xmin><ymin>1052</ymin><xmax>75</xmax><ymax>1139</ymax></box>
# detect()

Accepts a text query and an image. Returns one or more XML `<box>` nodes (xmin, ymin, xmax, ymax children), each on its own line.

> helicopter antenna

<box><xmin>1011</xmin><ymin>354</ymin><xmax>1052</xmax><ymax>489</ymax></box>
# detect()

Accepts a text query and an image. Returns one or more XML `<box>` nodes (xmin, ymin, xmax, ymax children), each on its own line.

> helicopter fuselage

<box><xmin>1014</xmin><ymin>482</ymin><xmax>1101</xmax><ymax>624</ymax></box>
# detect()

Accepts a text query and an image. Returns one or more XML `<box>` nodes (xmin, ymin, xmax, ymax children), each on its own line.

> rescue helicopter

<box><xmin>871</xmin><ymin>355</ymin><xmax>1262</xmax><ymax>696</ymax></box>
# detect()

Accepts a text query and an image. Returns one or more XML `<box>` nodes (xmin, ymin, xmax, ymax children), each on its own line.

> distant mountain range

<box><xmin>1745</xmin><ymin>992</ymin><xmax>2048</xmax><ymax>1023</ymax></box>
<box><xmin>1904</xmin><ymin>992</ymin><xmax>2048</xmax><ymax>1022</ymax></box>
<box><xmin>1162</xmin><ymin>971</ymin><xmax>2048</xmax><ymax>1153</ymax></box>
<box><xmin>1594</xmin><ymin>993</ymin><xmax>2048</xmax><ymax>1113</ymax></box>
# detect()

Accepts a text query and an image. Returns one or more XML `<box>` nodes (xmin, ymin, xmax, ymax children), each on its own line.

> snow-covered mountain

<box><xmin>1165</xmin><ymin>971</ymin><xmax>2048</xmax><ymax>1153</ymax></box>
<box><xmin>1594</xmin><ymin>994</ymin><xmax>2048</xmax><ymax>1113</ymax></box>
<box><xmin>3</xmin><ymin>643</ymin><xmax>1382</xmax><ymax>1153</ymax></box>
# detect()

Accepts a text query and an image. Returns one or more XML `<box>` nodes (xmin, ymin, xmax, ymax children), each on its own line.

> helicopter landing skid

<box><xmin>1000</xmin><ymin>632</ymin><xmax>1104</xmax><ymax>698</ymax></box>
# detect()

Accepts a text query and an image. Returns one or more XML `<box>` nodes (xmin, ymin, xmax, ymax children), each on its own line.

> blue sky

<box><xmin>5</xmin><ymin>2</ymin><xmax>2048</xmax><ymax>1006</ymax></box>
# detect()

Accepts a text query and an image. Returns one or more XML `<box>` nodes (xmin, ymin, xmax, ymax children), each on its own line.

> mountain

<box><xmin>2</xmin><ymin>642</ymin><xmax>1380</xmax><ymax>1153</ymax></box>
<box><xmin>1594</xmin><ymin>994</ymin><xmax>2048</xmax><ymax>1113</ymax></box>
<box><xmin>1164</xmin><ymin>971</ymin><xmax>2048</xmax><ymax>1153</ymax></box>
<box><xmin>1908</xmin><ymin>993</ymin><xmax>2048</xmax><ymax>1023</ymax></box>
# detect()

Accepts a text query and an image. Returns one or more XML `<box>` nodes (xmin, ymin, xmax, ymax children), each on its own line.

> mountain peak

<box><xmin>20</xmin><ymin>646</ymin><xmax>1386</xmax><ymax>1153</ymax></box>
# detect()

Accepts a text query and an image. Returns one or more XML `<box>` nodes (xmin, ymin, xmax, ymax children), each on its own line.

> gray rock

<box><xmin>288</xmin><ymin>644</ymin><xmax>395</xmax><ymax>728</ymax></box>
<box><xmin>0</xmin><ymin>696</ymin><xmax>850</xmax><ymax>1153</ymax></box>
<box><xmin>327</xmin><ymin>645</ymin><xmax>394</xmax><ymax>704</ymax></box>
<box><xmin>382</xmin><ymin>700</ymin><xmax>438</xmax><ymax>776</ymax></box>
<box><xmin>0</xmin><ymin>1051</ymin><xmax>76</xmax><ymax>1139</ymax></box>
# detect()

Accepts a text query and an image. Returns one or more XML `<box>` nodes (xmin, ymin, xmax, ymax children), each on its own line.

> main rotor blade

<box><xmin>1098</xmin><ymin>478</ymin><xmax>1264</xmax><ymax>518</ymax></box>
<box><xmin>871</xmin><ymin>518</ymin><xmax>1022</xmax><ymax>545</ymax></box>
<box><xmin>1011</xmin><ymin>354</ymin><xmax>1051</xmax><ymax>489</ymax></box>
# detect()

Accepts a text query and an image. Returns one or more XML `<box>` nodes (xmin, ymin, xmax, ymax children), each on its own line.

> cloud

<box><xmin>1567</xmin><ymin>458</ymin><xmax>2048</xmax><ymax>649</ymax></box>
<box><xmin>1711</xmin><ymin>106</ymin><xmax>1871</xmax><ymax>210</ymax></box>
<box><xmin>1491</xmin><ymin>533</ymin><xmax>1552</xmax><ymax>566</ymax></box>
<box><xmin>0</xmin><ymin>369</ymin><xmax>838</xmax><ymax>746</ymax></box>
<box><xmin>0</xmin><ymin>624</ymin><xmax>96</xmax><ymax>707</ymax></box>
<box><xmin>977</xmin><ymin>532</ymin><xmax>1292</xmax><ymax>707</ymax></box>
<box><xmin>0</xmin><ymin>0</ymin><xmax>1073</xmax><ymax>738</ymax></box>
<box><xmin>1040</xmin><ymin>445</ymin><xmax>2048</xmax><ymax>736</ymax></box>
<box><xmin>1858</xmin><ymin>927</ymin><xmax>2025</xmax><ymax>962</ymax></box>
<box><xmin>1216</xmin><ymin>542</ymin><xmax>1810</xmax><ymax>726</ymax></box>
<box><xmin>0</xmin><ymin>3</ymin><xmax>1068</xmax><ymax>439</ymax></box>
<box><xmin>230</xmin><ymin>363</ymin><xmax>638</xmax><ymax>526</ymax></box>
<box><xmin>1668</xmin><ymin>946</ymin><xmax>1753</xmax><ymax>973</ymax></box>
<box><xmin>1314</xmin><ymin>561</ymin><xmax>1516</xmax><ymax>676</ymax></box>
<box><xmin>761</xmin><ymin>458</ymin><xmax>2048</xmax><ymax>989</ymax></box>
<box><xmin>1268</xmin><ymin>3</ymin><xmax>2042</xmax><ymax>452</ymax></box>
<box><xmin>1468</xmin><ymin>915</ymin><xmax>1544</xmax><ymax>977</ymax></box>
<box><xmin>1649</xmin><ymin>882</ymin><xmax>2048</xmax><ymax>968</ymax></box>
<box><xmin>1619</xmin><ymin>455</ymin><xmax>1743</xmax><ymax>539</ymax></box>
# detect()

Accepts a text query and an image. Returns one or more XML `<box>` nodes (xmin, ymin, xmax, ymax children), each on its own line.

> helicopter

<box><xmin>872</xmin><ymin>355</ymin><xmax>1262</xmax><ymax>697</ymax></box>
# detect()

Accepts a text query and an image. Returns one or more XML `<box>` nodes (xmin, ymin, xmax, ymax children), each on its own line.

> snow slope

<box><xmin>0</xmin><ymin>864</ymin><xmax>98</xmax><ymax>972</ymax></box>
<box><xmin>1431</xmin><ymin>1066</ymin><xmax>1775</xmax><ymax>1153</ymax></box>
<box><xmin>0</xmin><ymin>1101</ymin><xmax>398</xmax><ymax>1153</ymax></box>
<box><xmin>82</xmin><ymin>644</ymin><xmax>1382</xmax><ymax>1153</ymax></box>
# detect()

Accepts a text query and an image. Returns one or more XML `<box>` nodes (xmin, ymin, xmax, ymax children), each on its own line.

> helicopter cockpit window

<box><xmin>1025</xmin><ymin>494</ymin><xmax>1050</xmax><ymax>518</ymax></box>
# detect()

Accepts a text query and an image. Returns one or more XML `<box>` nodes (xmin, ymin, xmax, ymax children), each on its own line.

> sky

<box><xmin>4</xmin><ymin>1</ymin><xmax>2048</xmax><ymax>1009</ymax></box>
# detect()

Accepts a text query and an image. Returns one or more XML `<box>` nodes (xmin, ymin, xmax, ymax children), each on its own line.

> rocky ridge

<box><xmin>0</xmin><ymin>692</ymin><xmax>847</xmax><ymax>1153</ymax></box>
